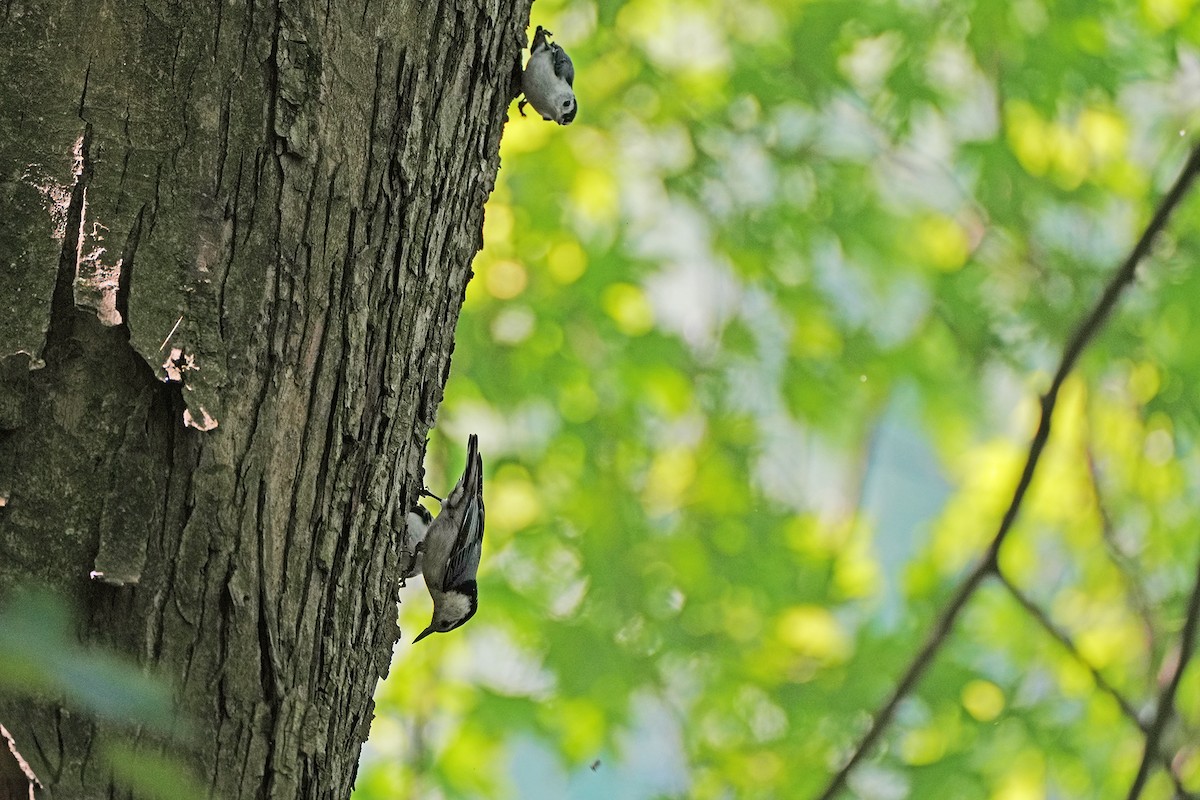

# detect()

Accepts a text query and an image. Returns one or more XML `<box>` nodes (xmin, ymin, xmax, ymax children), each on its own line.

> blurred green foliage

<box><xmin>0</xmin><ymin>587</ymin><xmax>203</xmax><ymax>799</ymax></box>
<box><xmin>358</xmin><ymin>0</ymin><xmax>1200</xmax><ymax>797</ymax></box>
<box><xmin>0</xmin><ymin>588</ymin><xmax>176</xmax><ymax>730</ymax></box>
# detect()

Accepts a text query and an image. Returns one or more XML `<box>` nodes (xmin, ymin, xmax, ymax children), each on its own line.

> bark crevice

<box><xmin>1</xmin><ymin>0</ymin><xmax>529</xmax><ymax>796</ymax></box>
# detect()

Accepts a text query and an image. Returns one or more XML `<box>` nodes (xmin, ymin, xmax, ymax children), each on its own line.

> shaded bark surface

<box><xmin>0</xmin><ymin>0</ymin><xmax>526</xmax><ymax>797</ymax></box>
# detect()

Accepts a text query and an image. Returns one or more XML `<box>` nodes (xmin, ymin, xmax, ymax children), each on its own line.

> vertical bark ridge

<box><xmin>0</xmin><ymin>0</ymin><xmax>531</xmax><ymax>797</ymax></box>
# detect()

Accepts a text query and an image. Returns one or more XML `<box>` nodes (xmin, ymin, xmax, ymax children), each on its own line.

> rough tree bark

<box><xmin>0</xmin><ymin>0</ymin><xmax>527</xmax><ymax>797</ymax></box>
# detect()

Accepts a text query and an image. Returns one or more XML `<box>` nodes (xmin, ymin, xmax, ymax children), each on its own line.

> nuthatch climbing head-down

<box><xmin>519</xmin><ymin>26</ymin><xmax>577</xmax><ymax>125</ymax></box>
<box><xmin>411</xmin><ymin>434</ymin><xmax>485</xmax><ymax>643</ymax></box>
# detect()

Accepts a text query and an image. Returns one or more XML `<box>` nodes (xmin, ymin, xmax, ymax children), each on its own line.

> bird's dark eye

<box><xmin>562</xmin><ymin>100</ymin><xmax>571</xmax><ymax>109</ymax></box>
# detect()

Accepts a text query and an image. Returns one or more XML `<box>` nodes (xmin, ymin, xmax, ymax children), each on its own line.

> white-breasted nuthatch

<box><xmin>411</xmin><ymin>434</ymin><xmax>485</xmax><ymax>643</ymax></box>
<box><xmin>519</xmin><ymin>26</ymin><xmax>577</xmax><ymax>125</ymax></box>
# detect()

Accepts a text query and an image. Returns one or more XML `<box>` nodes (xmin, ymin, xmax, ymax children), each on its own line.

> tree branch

<box><xmin>993</xmin><ymin>568</ymin><xmax>1145</xmax><ymax>730</ymax></box>
<box><xmin>1126</xmin><ymin>547</ymin><xmax>1200</xmax><ymax>800</ymax></box>
<box><xmin>815</xmin><ymin>557</ymin><xmax>993</xmax><ymax>800</ymax></box>
<box><xmin>1086</xmin><ymin>438</ymin><xmax>1160</xmax><ymax>658</ymax></box>
<box><xmin>995</xmin><ymin>570</ymin><xmax>1197</xmax><ymax>799</ymax></box>
<box><xmin>815</xmin><ymin>142</ymin><xmax>1200</xmax><ymax>800</ymax></box>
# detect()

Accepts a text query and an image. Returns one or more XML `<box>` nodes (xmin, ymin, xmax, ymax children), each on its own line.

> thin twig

<box><xmin>1126</xmin><ymin>548</ymin><xmax>1200</xmax><ymax>800</ymax></box>
<box><xmin>996</xmin><ymin>570</ymin><xmax>1197</xmax><ymax>799</ymax></box>
<box><xmin>1050</xmin><ymin>144</ymin><xmax>1200</xmax><ymax>390</ymax></box>
<box><xmin>994</xmin><ymin>569</ymin><xmax>1145</xmax><ymax>729</ymax></box>
<box><xmin>816</xmin><ymin>559</ymin><xmax>993</xmax><ymax>800</ymax></box>
<box><xmin>815</xmin><ymin>142</ymin><xmax>1200</xmax><ymax>800</ymax></box>
<box><xmin>1086</xmin><ymin>439</ymin><xmax>1159</xmax><ymax>649</ymax></box>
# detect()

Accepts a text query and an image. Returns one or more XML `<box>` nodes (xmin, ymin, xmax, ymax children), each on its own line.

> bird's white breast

<box><xmin>523</xmin><ymin>51</ymin><xmax>571</xmax><ymax>121</ymax></box>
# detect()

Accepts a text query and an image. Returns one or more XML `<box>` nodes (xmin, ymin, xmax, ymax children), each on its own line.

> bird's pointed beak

<box><xmin>412</xmin><ymin>624</ymin><xmax>435</xmax><ymax>644</ymax></box>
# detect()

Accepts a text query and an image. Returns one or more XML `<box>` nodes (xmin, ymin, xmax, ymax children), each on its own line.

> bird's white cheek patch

<box><xmin>443</xmin><ymin>592</ymin><xmax>474</xmax><ymax>621</ymax></box>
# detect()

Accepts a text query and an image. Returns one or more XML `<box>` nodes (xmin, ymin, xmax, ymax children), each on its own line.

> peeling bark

<box><xmin>0</xmin><ymin>0</ymin><xmax>527</xmax><ymax>797</ymax></box>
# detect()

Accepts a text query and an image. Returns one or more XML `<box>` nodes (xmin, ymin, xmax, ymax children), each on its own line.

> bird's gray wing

<box><xmin>442</xmin><ymin>494</ymin><xmax>483</xmax><ymax>590</ymax></box>
<box><xmin>441</xmin><ymin>443</ymin><xmax>484</xmax><ymax>590</ymax></box>
<box><xmin>551</xmin><ymin>45</ymin><xmax>574</xmax><ymax>87</ymax></box>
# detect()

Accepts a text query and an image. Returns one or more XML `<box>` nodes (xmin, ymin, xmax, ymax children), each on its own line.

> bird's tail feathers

<box><xmin>463</xmin><ymin>434</ymin><xmax>483</xmax><ymax>495</ymax></box>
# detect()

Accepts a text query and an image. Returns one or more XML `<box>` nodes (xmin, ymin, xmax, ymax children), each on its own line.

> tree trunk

<box><xmin>0</xmin><ymin>0</ymin><xmax>525</xmax><ymax>797</ymax></box>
